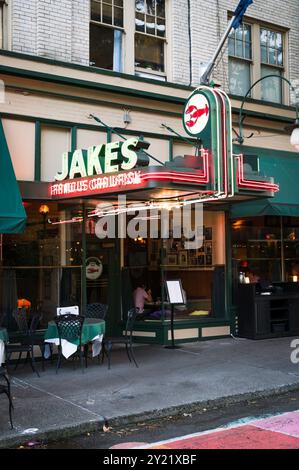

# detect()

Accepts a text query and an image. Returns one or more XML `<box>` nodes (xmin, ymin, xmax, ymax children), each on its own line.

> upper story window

<box><xmin>228</xmin><ymin>23</ymin><xmax>252</xmax><ymax>97</ymax></box>
<box><xmin>260</xmin><ymin>29</ymin><xmax>284</xmax><ymax>104</ymax></box>
<box><xmin>135</xmin><ymin>0</ymin><xmax>166</xmax><ymax>75</ymax></box>
<box><xmin>228</xmin><ymin>21</ymin><xmax>285</xmax><ymax>105</ymax></box>
<box><xmin>90</xmin><ymin>0</ymin><xmax>124</xmax><ymax>71</ymax></box>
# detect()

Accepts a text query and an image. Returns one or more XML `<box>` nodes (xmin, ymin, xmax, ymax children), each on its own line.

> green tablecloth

<box><xmin>44</xmin><ymin>318</ymin><xmax>106</xmax><ymax>359</ymax></box>
<box><xmin>0</xmin><ymin>328</ymin><xmax>8</xmax><ymax>342</ymax></box>
<box><xmin>44</xmin><ymin>317</ymin><xmax>105</xmax><ymax>345</ymax></box>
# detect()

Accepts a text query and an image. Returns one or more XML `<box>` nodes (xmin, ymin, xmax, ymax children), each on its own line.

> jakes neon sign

<box><xmin>183</xmin><ymin>86</ymin><xmax>279</xmax><ymax>197</ymax></box>
<box><xmin>54</xmin><ymin>138</ymin><xmax>149</xmax><ymax>181</ymax></box>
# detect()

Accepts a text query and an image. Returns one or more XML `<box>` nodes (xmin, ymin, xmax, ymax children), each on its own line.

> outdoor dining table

<box><xmin>0</xmin><ymin>327</ymin><xmax>9</xmax><ymax>365</ymax></box>
<box><xmin>44</xmin><ymin>318</ymin><xmax>105</xmax><ymax>359</ymax></box>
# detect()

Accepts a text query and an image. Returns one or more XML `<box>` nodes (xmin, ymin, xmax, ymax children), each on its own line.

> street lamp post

<box><xmin>235</xmin><ymin>74</ymin><xmax>299</xmax><ymax>149</ymax></box>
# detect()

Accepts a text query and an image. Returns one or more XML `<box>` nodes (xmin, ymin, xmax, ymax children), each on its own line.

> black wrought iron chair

<box><xmin>86</xmin><ymin>303</ymin><xmax>108</xmax><ymax>320</ymax></box>
<box><xmin>0</xmin><ymin>367</ymin><xmax>13</xmax><ymax>429</ymax></box>
<box><xmin>54</xmin><ymin>314</ymin><xmax>86</xmax><ymax>373</ymax></box>
<box><xmin>101</xmin><ymin>308</ymin><xmax>139</xmax><ymax>370</ymax></box>
<box><xmin>5</xmin><ymin>309</ymin><xmax>40</xmax><ymax>377</ymax></box>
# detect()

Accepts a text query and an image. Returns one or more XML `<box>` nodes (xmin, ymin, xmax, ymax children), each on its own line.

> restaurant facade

<box><xmin>0</xmin><ymin>50</ymin><xmax>299</xmax><ymax>344</ymax></box>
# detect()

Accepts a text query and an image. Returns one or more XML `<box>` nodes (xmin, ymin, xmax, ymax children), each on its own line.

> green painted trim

<box><xmin>231</xmin><ymin>106</ymin><xmax>295</xmax><ymax>124</ymax></box>
<box><xmin>0</xmin><ymin>49</ymin><xmax>193</xmax><ymax>92</ymax></box>
<box><xmin>169</xmin><ymin>137</ymin><xmax>173</xmax><ymax>161</ymax></box>
<box><xmin>130</xmin><ymin>318</ymin><xmax>231</xmax><ymax>344</ymax></box>
<box><xmin>0</xmin><ymin>65</ymin><xmax>188</xmax><ymax>105</ymax></box>
<box><xmin>34</xmin><ymin>121</ymin><xmax>41</xmax><ymax>181</ymax></box>
<box><xmin>106</xmin><ymin>128</ymin><xmax>112</xmax><ymax>144</ymax></box>
<box><xmin>81</xmin><ymin>203</ymin><xmax>87</xmax><ymax>316</ymax></box>
<box><xmin>71</xmin><ymin>126</ymin><xmax>77</xmax><ymax>152</ymax></box>
<box><xmin>230</xmin><ymin>93</ymin><xmax>296</xmax><ymax>113</ymax></box>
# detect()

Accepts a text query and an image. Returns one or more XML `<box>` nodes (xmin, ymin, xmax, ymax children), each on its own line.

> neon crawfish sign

<box><xmin>182</xmin><ymin>86</ymin><xmax>279</xmax><ymax>198</ymax></box>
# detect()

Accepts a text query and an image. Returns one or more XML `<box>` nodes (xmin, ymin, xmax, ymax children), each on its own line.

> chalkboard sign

<box><xmin>165</xmin><ymin>279</ymin><xmax>185</xmax><ymax>305</ymax></box>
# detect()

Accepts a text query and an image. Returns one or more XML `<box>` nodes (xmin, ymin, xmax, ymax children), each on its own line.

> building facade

<box><xmin>0</xmin><ymin>0</ymin><xmax>299</xmax><ymax>344</ymax></box>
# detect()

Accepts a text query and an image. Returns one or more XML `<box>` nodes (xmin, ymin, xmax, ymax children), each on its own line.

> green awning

<box><xmin>0</xmin><ymin>117</ymin><xmax>26</xmax><ymax>233</ymax></box>
<box><xmin>231</xmin><ymin>146</ymin><xmax>299</xmax><ymax>218</ymax></box>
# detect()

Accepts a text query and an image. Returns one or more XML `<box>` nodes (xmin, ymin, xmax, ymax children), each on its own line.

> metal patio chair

<box><xmin>5</xmin><ymin>309</ymin><xmax>40</xmax><ymax>377</ymax></box>
<box><xmin>54</xmin><ymin>314</ymin><xmax>86</xmax><ymax>373</ymax></box>
<box><xmin>86</xmin><ymin>303</ymin><xmax>108</xmax><ymax>320</ymax></box>
<box><xmin>0</xmin><ymin>366</ymin><xmax>13</xmax><ymax>429</ymax></box>
<box><xmin>101</xmin><ymin>308</ymin><xmax>139</xmax><ymax>370</ymax></box>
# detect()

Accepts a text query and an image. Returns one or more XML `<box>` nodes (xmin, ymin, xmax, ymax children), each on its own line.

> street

<box><xmin>19</xmin><ymin>389</ymin><xmax>299</xmax><ymax>449</ymax></box>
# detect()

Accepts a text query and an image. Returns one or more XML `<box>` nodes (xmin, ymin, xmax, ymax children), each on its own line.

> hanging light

<box><xmin>39</xmin><ymin>204</ymin><xmax>50</xmax><ymax>216</ymax></box>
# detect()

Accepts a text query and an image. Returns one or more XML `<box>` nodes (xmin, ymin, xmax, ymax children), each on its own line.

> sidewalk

<box><xmin>0</xmin><ymin>336</ymin><xmax>299</xmax><ymax>448</ymax></box>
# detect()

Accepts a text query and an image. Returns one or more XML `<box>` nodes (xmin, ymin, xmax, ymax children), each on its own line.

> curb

<box><xmin>1</xmin><ymin>382</ymin><xmax>299</xmax><ymax>448</ymax></box>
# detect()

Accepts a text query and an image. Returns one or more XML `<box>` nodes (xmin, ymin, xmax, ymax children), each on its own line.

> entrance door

<box><xmin>86</xmin><ymin>234</ymin><xmax>121</xmax><ymax>336</ymax></box>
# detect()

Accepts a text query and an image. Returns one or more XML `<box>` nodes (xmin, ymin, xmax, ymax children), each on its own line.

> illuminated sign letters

<box><xmin>55</xmin><ymin>138</ymin><xmax>150</xmax><ymax>181</ymax></box>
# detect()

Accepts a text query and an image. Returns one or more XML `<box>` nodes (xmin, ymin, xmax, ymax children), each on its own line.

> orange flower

<box><xmin>17</xmin><ymin>298</ymin><xmax>31</xmax><ymax>308</ymax></box>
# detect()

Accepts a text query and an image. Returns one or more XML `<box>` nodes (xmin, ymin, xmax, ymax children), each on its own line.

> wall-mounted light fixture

<box><xmin>235</xmin><ymin>75</ymin><xmax>299</xmax><ymax>151</ymax></box>
<box><xmin>39</xmin><ymin>204</ymin><xmax>50</xmax><ymax>233</ymax></box>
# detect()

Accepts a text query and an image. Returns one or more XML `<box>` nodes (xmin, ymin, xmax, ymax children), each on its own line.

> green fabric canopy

<box><xmin>231</xmin><ymin>146</ymin><xmax>299</xmax><ymax>218</ymax></box>
<box><xmin>0</xmin><ymin>117</ymin><xmax>26</xmax><ymax>233</ymax></box>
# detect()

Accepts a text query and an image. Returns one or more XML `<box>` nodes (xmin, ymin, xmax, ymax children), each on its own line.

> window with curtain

<box><xmin>260</xmin><ymin>28</ymin><xmax>283</xmax><ymax>104</ymax></box>
<box><xmin>228</xmin><ymin>23</ymin><xmax>252</xmax><ymax>97</ymax></box>
<box><xmin>135</xmin><ymin>0</ymin><xmax>166</xmax><ymax>73</ymax></box>
<box><xmin>90</xmin><ymin>0</ymin><xmax>124</xmax><ymax>72</ymax></box>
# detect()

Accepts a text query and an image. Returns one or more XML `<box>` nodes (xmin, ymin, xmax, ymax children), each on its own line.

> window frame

<box><xmin>89</xmin><ymin>0</ymin><xmax>170</xmax><ymax>80</ymax></box>
<box><xmin>89</xmin><ymin>0</ymin><xmax>124</xmax><ymax>71</ymax></box>
<box><xmin>90</xmin><ymin>0</ymin><xmax>124</xmax><ymax>29</ymax></box>
<box><xmin>228</xmin><ymin>18</ymin><xmax>288</xmax><ymax>105</ymax></box>
<box><xmin>228</xmin><ymin>22</ymin><xmax>253</xmax><ymax>98</ymax></box>
<box><xmin>134</xmin><ymin>0</ymin><xmax>167</xmax><ymax>78</ymax></box>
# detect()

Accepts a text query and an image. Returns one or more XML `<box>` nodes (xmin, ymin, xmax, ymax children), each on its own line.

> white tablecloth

<box><xmin>0</xmin><ymin>340</ymin><xmax>5</xmax><ymax>365</ymax></box>
<box><xmin>44</xmin><ymin>334</ymin><xmax>103</xmax><ymax>359</ymax></box>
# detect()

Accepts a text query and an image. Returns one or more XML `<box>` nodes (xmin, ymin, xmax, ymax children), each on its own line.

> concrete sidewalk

<box><xmin>1</xmin><ymin>336</ymin><xmax>299</xmax><ymax>448</ymax></box>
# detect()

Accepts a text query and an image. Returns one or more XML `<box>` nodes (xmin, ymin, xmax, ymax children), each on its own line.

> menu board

<box><xmin>165</xmin><ymin>280</ymin><xmax>185</xmax><ymax>305</ymax></box>
<box><xmin>56</xmin><ymin>306</ymin><xmax>79</xmax><ymax>316</ymax></box>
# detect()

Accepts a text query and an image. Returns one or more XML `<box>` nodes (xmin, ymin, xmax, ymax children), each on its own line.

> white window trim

<box><xmin>228</xmin><ymin>19</ymin><xmax>289</xmax><ymax>105</ymax></box>
<box><xmin>133</xmin><ymin>0</ymin><xmax>168</xmax><ymax>79</ymax></box>
<box><xmin>123</xmin><ymin>0</ymin><xmax>169</xmax><ymax>80</ymax></box>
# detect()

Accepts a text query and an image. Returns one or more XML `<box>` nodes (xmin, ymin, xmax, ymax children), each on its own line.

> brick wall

<box><xmin>9</xmin><ymin>0</ymin><xmax>299</xmax><ymax>99</ymax></box>
<box><xmin>11</xmin><ymin>0</ymin><xmax>89</xmax><ymax>64</ymax></box>
<box><xmin>170</xmin><ymin>0</ymin><xmax>299</xmax><ymax>101</ymax></box>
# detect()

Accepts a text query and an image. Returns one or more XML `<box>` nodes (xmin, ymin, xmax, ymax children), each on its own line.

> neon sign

<box><xmin>54</xmin><ymin>138</ymin><xmax>150</xmax><ymax>181</ymax></box>
<box><xmin>183</xmin><ymin>86</ymin><xmax>279</xmax><ymax>196</ymax></box>
<box><xmin>50</xmin><ymin>87</ymin><xmax>279</xmax><ymax>201</ymax></box>
<box><xmin>49</xmin><ymin>165</ymin><xmax>215</xmax><ymax>200</ymax></box>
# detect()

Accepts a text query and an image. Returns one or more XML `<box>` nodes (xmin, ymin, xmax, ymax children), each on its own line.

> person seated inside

<box><xmin>244</xmin><ymin>269</ymin><xmax>260</xmax><ymax>284</ymax></box>
<box><xmin>133</xmin><ymin>284</ymin><xmax>153</xmax><ymax>315</ymax></box>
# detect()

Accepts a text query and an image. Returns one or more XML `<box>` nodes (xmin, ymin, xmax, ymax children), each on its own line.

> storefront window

<box><xmin>232</xmin><ymin>216</ymin><xmax>299</xmax><ymax>286</ymax></box>
<box><xmin>123</xmin><ymin>209</ymin><xmax>226</xmax><ymax>321</ymax></box>
<box><xmin>0</xmin><ymin>201</ymin><xmax>83</xmax><ymax>330</ymax></box>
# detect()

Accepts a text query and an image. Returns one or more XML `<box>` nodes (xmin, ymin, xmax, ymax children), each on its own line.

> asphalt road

<box><xmin>17</xmin><ymin>389</ymin><xmax>299</xmax><ymax>449</ymax></box>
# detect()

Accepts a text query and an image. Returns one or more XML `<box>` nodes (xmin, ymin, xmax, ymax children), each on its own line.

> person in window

<box><xmin>245</xmin><ymin>269</ymin><xmax>260</xmax><ymax>284</ymax></box>
<box><xmin>133</xmin><ymin>284</ymin><xmax>153</xmax><ymax>314</ymax></box>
